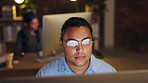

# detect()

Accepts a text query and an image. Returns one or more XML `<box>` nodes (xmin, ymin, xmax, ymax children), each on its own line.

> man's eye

<box><xmin>67</xmin><ymin>41</ymin><xmax>78</xmax><ymax>47</ymax></box>
<box><xmin>82</xmin><ymin>39</ymin><xmax>90</xmax><ymax>45</ymax></box>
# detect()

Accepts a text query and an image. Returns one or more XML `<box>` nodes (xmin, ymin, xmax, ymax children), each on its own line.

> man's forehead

<box><xmin>66</xmin><ymin>27</ymin><xmax>91</xmax><ymax>34</ymax></box>
<box><xmin>63</xmin><ymin>26</ymin><xmax>92</xmax><ymax>40</ymax></box>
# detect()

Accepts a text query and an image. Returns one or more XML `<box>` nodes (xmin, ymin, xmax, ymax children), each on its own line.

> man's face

<box><xmin>60</xmin><ymin>26</ymin><xmax>93</xmax><ymax>67</ymax></box>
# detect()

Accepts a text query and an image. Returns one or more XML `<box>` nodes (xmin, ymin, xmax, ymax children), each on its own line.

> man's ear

<box><xmin>59</xmin><ymin>38</ymin><xmax>63</xmax><ymax>48</ymax></box>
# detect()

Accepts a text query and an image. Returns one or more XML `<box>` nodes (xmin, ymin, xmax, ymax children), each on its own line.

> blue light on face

<box><xmin>66</xmin><ymin>39</ymin><xmax>91</xmax><ymax>48</ymax></box>
<box><xmin>67</xmin><ymin>40</ymin><xmax>78</xmax><ymax>47</ymax></box>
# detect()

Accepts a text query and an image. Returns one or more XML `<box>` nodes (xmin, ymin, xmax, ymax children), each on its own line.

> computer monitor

<box><xmin>1</xmin><ymin>69</ymin><xmax>148</xmax><ymax>83</ymax></box>
<box><xmin>42</xmin><ymin>12</ymin><xmax>92</xmax><ymax>56</ymax></box>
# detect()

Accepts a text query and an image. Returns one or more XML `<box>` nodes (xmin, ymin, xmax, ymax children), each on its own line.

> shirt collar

<box><xmin>84</xmin><ymin>54</ymin><xmax>98</xmax><ymax>74</ymax></box>
<box><xmin>90</xmin><ymin>54</ymin><xmax>102</xmax><ymax>73</ymax></box>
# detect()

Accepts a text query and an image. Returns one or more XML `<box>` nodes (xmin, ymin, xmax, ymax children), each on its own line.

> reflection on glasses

<box><xmin>65</xmin><ymin>38</ymin><xmax>93</xmax><ymax>49</ymax></box>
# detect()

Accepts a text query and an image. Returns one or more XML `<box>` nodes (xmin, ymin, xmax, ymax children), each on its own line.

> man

<box><xmin>36</xmin><ymin>17</ymin><xmax>116</xmax><ymax>77</ymax></box>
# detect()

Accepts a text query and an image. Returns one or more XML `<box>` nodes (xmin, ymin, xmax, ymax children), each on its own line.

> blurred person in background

<box><xmin>13</xmin><ymin>12</ymin><xmax>42</xmax><ymax>62</ymax></box>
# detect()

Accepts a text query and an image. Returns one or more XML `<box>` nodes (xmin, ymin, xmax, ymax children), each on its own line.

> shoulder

<box><xmin>91</xmin><ymin>55</ymin><xmax>117</xmax><ymax>73</ymax></box>
<box><xmin>36</xmin><ymin>56</ymin><xmax>64</xmax><ymax>77</ymax></box>
<box><xmin>36</xmin><ymin>60</ymin><xmax>59</xmax><ymax>77</ymax></box>
<box><xmin>16</xmin><ymin>29</ymin><xmax>24</xmax><ymax>38</ymax></box>
<box><xmin>17</xmin><ymin>27</ymin><xmax>28</xmax><ymax>36</ymax></box>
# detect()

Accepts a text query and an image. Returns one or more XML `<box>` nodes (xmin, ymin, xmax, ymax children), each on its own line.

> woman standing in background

<box><xmin>13</xmin><ymin>12</ymin><xmax>42</xmax><ymax>61</ymax></box>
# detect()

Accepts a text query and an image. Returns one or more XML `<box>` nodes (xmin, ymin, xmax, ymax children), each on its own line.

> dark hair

<box><xmin>23</xmin><ymin>12</ymin><xmax>36</xmax><ymax>23</ymax></box>
<box><xmin>60</xmin><ymin>17</ymin><xmax>93</xmax><ymax>42</ymax></box>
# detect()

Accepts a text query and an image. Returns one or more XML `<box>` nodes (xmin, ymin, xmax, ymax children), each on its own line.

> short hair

<box><xmin>23</xmin><ymin>12</ymin><xmax>37</xmax><ymax>23</ymax></box>
<box><xmin>60</xmin><ymin>17</ymin><xmax>93</xmax><ymax>42</ymax></box>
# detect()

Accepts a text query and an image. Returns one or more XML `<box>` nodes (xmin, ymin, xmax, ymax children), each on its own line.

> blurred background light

<box><xmin>70</xmin><ymin>0</ymin><xmax>77</xmax><ymax>2</ymax></box>
<box><xmin>14</xmin><ymin>0</ymin><xmax>25</xmax><ymax>4</ymax></box>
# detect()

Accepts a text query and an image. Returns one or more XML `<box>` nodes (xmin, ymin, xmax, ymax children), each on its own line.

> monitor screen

<box><xmin>42</xmin><ymin>12</ymin><xmax>92</xmax><ymax>56</ymax></box>
<box><xmin>1</xmin><ymin>69</ymin><xmax>148</xmax><ymax>83</ymax></box>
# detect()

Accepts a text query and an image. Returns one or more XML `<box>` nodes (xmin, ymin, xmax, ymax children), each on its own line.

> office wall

<box><xmin>104</xmin><ymin>0</ymin><xmax>115</xmax><ymax>48</ymax></box>
<box><xmin>115</xmin><ymin>0</ymin><xmax>148</xmax><ymax>51</ymax></box>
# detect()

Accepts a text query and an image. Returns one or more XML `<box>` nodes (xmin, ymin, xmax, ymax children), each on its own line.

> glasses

<box><xmin>64</xmin><ymin>38</ymin><xmax>93</xmax><ymax>49</ymax></box>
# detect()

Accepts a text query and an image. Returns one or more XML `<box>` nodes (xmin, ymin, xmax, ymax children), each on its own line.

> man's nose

<box><xmin>76</xmin><ymin>43</ymin><xmax>84</xmax><ymax>53</ymax></box>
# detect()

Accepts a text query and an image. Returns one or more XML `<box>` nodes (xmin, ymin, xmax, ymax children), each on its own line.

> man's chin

<box><xmin>74</xmin><ymin>61</ymin><xmax>88</xmax><ymax>67</ymax></box>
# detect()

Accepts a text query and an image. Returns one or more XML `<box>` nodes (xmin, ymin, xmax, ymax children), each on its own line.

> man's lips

<box><xmin>75</xmin><ymin>56</ymin><xmax>86</xmax><ymax>59</ymax></box>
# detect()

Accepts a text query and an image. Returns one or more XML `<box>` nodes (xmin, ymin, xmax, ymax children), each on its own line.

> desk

<box><xmin>0</xmin><ymin>53</ymin><xmax>55</xmax><ymax>79</ymax></box>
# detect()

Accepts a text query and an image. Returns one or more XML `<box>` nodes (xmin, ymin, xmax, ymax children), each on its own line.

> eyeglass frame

<box><xmin>63</xmin><ymin>37</ymin><xmax>93</xmax><ymax>49</ymax></box>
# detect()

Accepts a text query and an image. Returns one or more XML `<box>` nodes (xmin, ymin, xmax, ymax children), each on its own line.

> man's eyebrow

<box><xmin>66</xmin><ymin>37</ymin><xmax>91</xmax><ymax>41</ymax></box>
<box><xmin>66</xmin><ymin>38</ymin><xmax>77</xmax><ymax>41</ymax></box>
<box><xmin>82</xmin><ymin>37</ymin><xmax>91</xmax><ymax>41</ymax></box>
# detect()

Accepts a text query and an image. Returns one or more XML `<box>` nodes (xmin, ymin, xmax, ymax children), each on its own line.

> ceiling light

<box><xmin>14</xmin><ymin>0</ymin><xmax>25</xmax><ymax>4</ymax></box>
<box><xmin>70</xmin><ymin>0</ymin><xmax>77</xmax><ymax>2</ymax></box>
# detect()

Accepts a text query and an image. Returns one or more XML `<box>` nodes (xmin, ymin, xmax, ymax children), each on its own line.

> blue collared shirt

<box><xmin>36</xmin><ymin>55</ymin><xmax>116</xmax><ymax>77</ymax></box>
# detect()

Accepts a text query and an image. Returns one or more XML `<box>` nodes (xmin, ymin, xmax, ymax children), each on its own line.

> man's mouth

<box><xmin>75</xmin><ymin>56</ymin><xmax>86</xmax><ymax>59</ymax></box>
